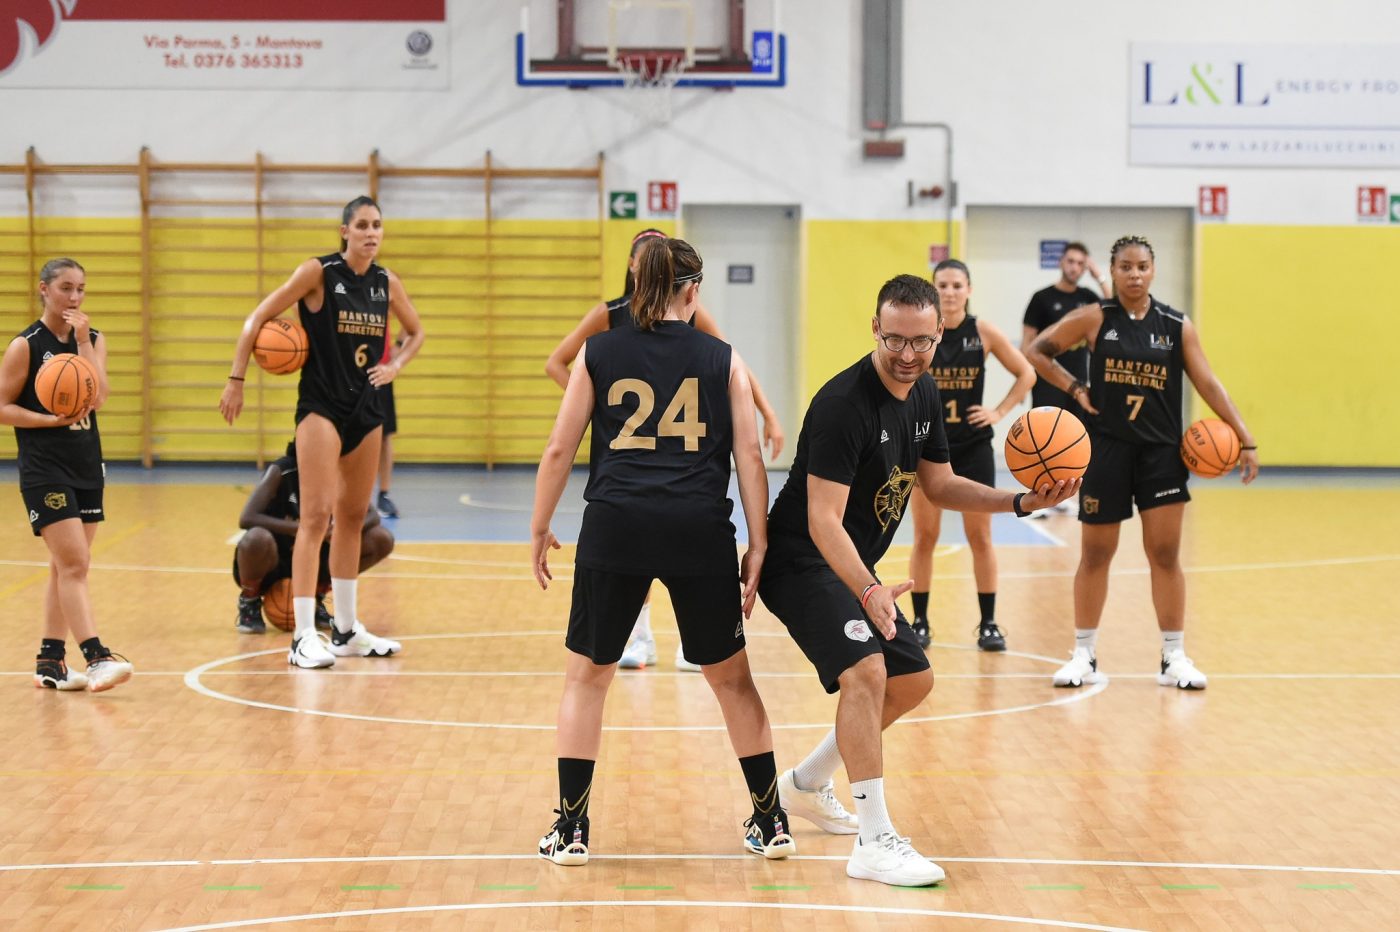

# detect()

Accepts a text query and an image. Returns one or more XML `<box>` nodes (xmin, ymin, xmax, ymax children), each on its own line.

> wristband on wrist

<box><xmin>228</xmin><ymin>375</ymin><xmax>245</xmax><ymax>382</ymax></box>
<box><xmin>1012</xmin><ymin>492</ymin><xmax>1032</xmax><ymax>518</ymax></box>
<box><xmin>859</xmin><ymin>583</ymin><xmax>882</xmax><ymax>609</ymax></box>
<box><xmin>1240</xmin><ymin>445</ymin><xmax>1257</xmax><ymax>451</ymax></box>
<box><xmin>1067</xmin><ymin>379</ymin><xmax>1088</xmax><ymax>397</ymax></box>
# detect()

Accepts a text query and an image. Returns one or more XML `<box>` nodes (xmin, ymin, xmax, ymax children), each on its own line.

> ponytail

<box><xmin>630</xmin><ymin>237</ymin><xmax>702</xmax><ymax>331</ymax></box>
<box><xmin>622</xmin><ymin>228</ymin><xmax>667</xmax><ymax>296</ymax></box>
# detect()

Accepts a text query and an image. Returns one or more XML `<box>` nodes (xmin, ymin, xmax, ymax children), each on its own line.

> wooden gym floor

<box><xmin>0</xmin><ymin>466</ymin><xmax>1397</xmax><ymax>931</ymax></box>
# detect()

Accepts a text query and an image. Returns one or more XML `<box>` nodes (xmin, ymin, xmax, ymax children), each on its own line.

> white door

<box><xmin>964</xmin><ymin>206</ymin><xmax>1194</xmax><ymax>455</ymax></box>
<box><xmin>681</xmin><ymin>204</ymin><xmax>800</xmax><ymax>468</ymax></box>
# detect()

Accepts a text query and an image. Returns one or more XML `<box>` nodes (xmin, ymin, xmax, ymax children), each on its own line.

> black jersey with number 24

<box><xmin>12</xmin><ymin>321</ymin><xmax>103</xmax><ymax>489</ymax></box>
<box><xmin>1088</xmin><ymin>298</ymin><xmax>1186</xmax><ymax>446</ymax></box>
<box><xmin>576</xmin><ymin>321</ymin><xmax>737</xmax><ymax>577</ymax></box>
<box><xmin>297</xmin><ymin>254</ymin><xmax>389</xmax><ymax>419</ymax></box>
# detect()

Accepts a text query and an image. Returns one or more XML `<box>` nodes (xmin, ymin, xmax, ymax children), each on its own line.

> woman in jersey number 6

<box><xmin>220</xmin><ymin>196</ymin><xmax>424</xmax><ymax>670</ymax></box>
<box><xmin>1026</xmin><ymin>235</ymin><xmax>1258</xmax><ymax>691</ymax></box>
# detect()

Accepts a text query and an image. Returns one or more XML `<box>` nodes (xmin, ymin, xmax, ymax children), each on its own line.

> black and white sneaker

<box><xmin>539</xmin><ymin>811</ymin><xmax>589</xmax><ymax>866</ymax></box>
<box><xmin>912</xmin><ymin>617</ymin><xmax>931</xmax><ymax>650</ymax></box>
<box><xmin>376</xmin><ymin>491</ymin><xmax>400</xmax><ymax>519</ymax></box>
<box><xmin>976</xmin><ymin>620</ymin><xmax>1006</xmax><ymax>652</ymax></box>
<box><xmin>743</xmin><ymin>809</ymin><xmax>795</xmax><ymax>860</ymax></box>
<box><xmin>314</xmin><ymin>596</ymin><xmax>334</xmax><ymax>631</ymax></box>
<box><xmin>34</xmin><ymin>657</ymin><xmax>87</xmax><ymax>691</ymax></box>
<box><xmin>236</xmin><ymin>596</ymin><xmax>265</xmax><ymax>634</ymax></box>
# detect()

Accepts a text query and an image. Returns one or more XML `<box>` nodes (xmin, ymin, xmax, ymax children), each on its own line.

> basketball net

<box><xmin>614</xmin><ymin>55</ymin><xmax>688</xmax><ymax>126</ymax></box>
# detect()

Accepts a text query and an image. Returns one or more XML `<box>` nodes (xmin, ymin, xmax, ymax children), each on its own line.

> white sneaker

<box><xmin>618</xmin><ymin>634</ymin><xmax>658</xmax><ymax>669</ymax></box>
<box><xmin>328</xmin><ymin>621</ymin><xmax>401</xmax><ymax>658</ymax></box>
<box><xmin>674</xmin><ymin>645</ymin><xmax>702</xmax><ymax>672</ymax></box>
<box><xmin>846</xmin><ymin>832</ymin><xmax>945</xmax><ymax>887</ymax></box>
<box><xmin>1159</xmin><ymin>649</ymin><xmax>1207</xmax><ymax>690</ymax></box>
<box><xmin>1052</xmin><ymin>647</ymin><xmax>1099</xmax><ymax>687</ymax></box>
<box><xmin>777</xmin><ymin>768</ymin><xmax>858</xmax><ymax>835</ymax></box>
<box><xmin>34</xmin><ymin>660</ymin><xmax>87</xmax><ymax>691</ymax></box>
<box><xmin>538</xmin><ymin>815</ymin><xmax>589</xmax><ymax>866</ymax></box>
<box><xmin>85</xmin><ymin>654</ymin><xmax>133</xmax><ymax>693</ymax></box>
<box><xmin>288</xmin><ymin>633</ymin><xmax>336</xmax><ymax>669</ymax></box>
<box><xmin>743</xmin><ymin>811</ymin><xmax>796</xmax><ymax>860</ymax></box>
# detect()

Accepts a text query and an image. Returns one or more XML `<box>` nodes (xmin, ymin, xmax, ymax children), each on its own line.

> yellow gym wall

<box><xmin>803</xmin><ymin>220</ymin><xmax>960</xmax><ymax>401</ymax></box>
<box><xmin>1195</xmin><ymin>224</ymin><xmax>1400</xmax><ymax>467</ymax></box>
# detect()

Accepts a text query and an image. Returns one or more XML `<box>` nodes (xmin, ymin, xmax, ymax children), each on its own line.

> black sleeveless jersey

<box><xmin>605</xmin><ymin>294</ymin><xmax>633</xmax><ymax>330</ymax></box>
<box><xmin>1088</xmin><ymin>298</ymin><xmax>1186</xmax><ymax>445</ymax></box>
<box><xmin>930</xmin><ymin>314</ymin><xmax>991</xmax><ymax>448</ymax></box>
<box><xmin>297</xmin><ymin>254</ymin><xmax>390</xmax><ymax>420</ymax></box>
<box><xmin>576</xmin><ymin>321</ymin><xmax>737</xmax><ymax>576</ymax></box>
<box><xmin>12</xmin><ymin>321</ymin><xmax>103</xmax><ymax>489</ymax></box>
<box><xmin>265</xmin><ymin>452</ymin><xmax>301</xmax><ymax>524</ymax></box>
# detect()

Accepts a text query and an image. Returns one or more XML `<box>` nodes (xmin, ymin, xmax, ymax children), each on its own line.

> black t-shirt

<box><xmin>263</xmin><ymin>453</ymin><xmax>301</xmax><ymax>534</ymax></box>
<box><xmin>297</xmin><ymin>254</ymin><xmax>389</xmax><ymax>420</ymax></box>
<box><xmin>1088</xmin><ymin>298</ymin><xmax>1186</xmax><ymax>446</ymax></box>
<box><xmin>1024</xmin><ymin>284</ymin><xmax>1096</xmax><ymax>408</ymax></box>
<box><xmin>767</xmin><ymin>355</ymin><xmax>950</xmax><ymax>573</ymax></box>
<box><xmin>12</xmin><ymin>321</ymin><xmax>103</xmax><ymax>490</ymax></box>
<box><xmin>576</xmin><ymin>320</ymin><xmax>737</xmax><ymax>576</ymax></box>
<box><xmin>930</xmin><ymin>314</ymin><xmax>991</xmax><ymax>449</ymax></box>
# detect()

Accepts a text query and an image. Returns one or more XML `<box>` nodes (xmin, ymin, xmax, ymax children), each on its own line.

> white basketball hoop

<box><xmin>613</xmin><ymin>52</ymin><xmax>688</xmax><ymax>125</ymax></box>
<box><xmin>607</xmin><ymin>0</ymin><xmax>695</xmax><ymax>125</ymax></box>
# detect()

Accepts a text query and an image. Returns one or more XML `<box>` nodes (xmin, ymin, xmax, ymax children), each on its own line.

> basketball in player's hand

<box><xmin>253</xmin><ymin>319</ymin><xmax>308</xmax><ymax>375</ymax></box>
<box><xmin>1180</xmin><ymin>418</ymin><xmax>1240</xmax><ymax>478</ymax></box>
<box><xmin>34</xmin><ymin>353</ymin><xmax>98</xmax><ymax>418</ymax></box>
<box><xmin>1005</xmin><ymin>406</ymin><xmax>1091</xmax><ymax>491</ymax></box>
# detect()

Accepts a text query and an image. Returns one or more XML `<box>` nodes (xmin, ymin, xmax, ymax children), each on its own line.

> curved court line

<box><xmin>6</xmin><ymin>850</ymin><xmax>1398</xmax><ymax>877</ymax></box>
<box><xmin>183</xmin><ymin>636</ymin><xmax>1107</xmax><ymax>732</ymax></box>
<box><xmin>153</xmin><ymin>899</ymin><xmax>1146</xmax><ymax>932</ymax></box>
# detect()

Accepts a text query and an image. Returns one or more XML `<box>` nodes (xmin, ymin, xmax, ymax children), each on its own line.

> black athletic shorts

<box><xmin>231</xmin><ymin>535</ymin><xmax>331</xmax><ymax>591</ymax></box>
<box><xmin>567</xmin><ymin>565</ymin><xmax>746</xmax><ymax>667</ymax></box>
<box><xmin>759</xmin><ymin>561</ymin><xmax>931</xmax><ymax>694</ymax></box>
<box><xmin>1079</xmin><ymin>431</ymin><xmax>1190</xmax><ymax>524</ymax></box>
<box><xmin>22</xmin><ymin>484</ymin><xmax>104</xmax><ymax>537</ymax></box>
<box><xmin>382</xmin><ymin>382</ymin><xmax>397</xmax><ymax>436</ymax></box>
<box><xmin>296</xmin><ymin>401</ymin><xmax>385</xmax><ymax>457</ymax></box>
<box><xmin>948</xmin><ymin>439</ymin><xmax>996</xmax><ymax>488</ymax></box>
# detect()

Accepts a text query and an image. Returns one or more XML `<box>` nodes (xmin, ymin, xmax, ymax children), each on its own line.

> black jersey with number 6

<box><xmin>576</xmin><ymin>321</ymin><xmax>736</xmax><ymax>576</ymax></box>
<box><xmin>930</xmin><ymin>315</ymin><xmax>990</xmax><ymax>449</ymax></box>
<box><xmin>297</xmin><ymin>254</ymin><xmax>389</xmax><ymax>420</ymax></box>
<box><xmin>1088</xmin><ymin>298</ymin><xmax>1186</xmax><ymax>446</ymax></box>
<box><xmin>13</xmin><ymin>321</ymin><xmax>103</xmax><ymax>490</ymax></box>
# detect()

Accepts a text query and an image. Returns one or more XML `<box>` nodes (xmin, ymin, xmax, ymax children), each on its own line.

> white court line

<box><xmin>1022</xmin><ymin>517</ymin><xmax>1067</xmax><ymax>547</ymax></box>
<box><xmin>182</xmin><ymin>636</ymin><xmax>1108</xmax><ymax>732</ymax></box>
<box><xmin>459</xmin><ymin>493</ymin><xmax>583</xmax><ymax>514</ymax></box>
<box><xmin>5</xmin><ymin>850</ymin><xmax>1398</xmax><ymax>877</ymax></box>
<box><xmin>153</xmin><ymin>900</ymin><xmax>1147</xmax><ymax>932</ymax></box>
<box><xmin>10</xmin><ymin>670</ymin><xmax>1400</xmax><ymax>680</ymax></box>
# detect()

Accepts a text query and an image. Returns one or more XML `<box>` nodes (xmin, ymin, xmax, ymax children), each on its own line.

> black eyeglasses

<box><xmin>876</xmin><ymin>329</ymin><xmax>938</xmax><ymax>353</ymax></box>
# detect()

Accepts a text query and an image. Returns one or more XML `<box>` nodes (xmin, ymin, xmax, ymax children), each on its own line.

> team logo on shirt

<box><xmin>43</xmin><ymin>492</ymin><xmax>67</xmax><ymax>510</ymax></box>
<box><xmin>1103</xmin><ymin>329</ymin><xmax>1119</xmax><ymax>341</ymax></box>
<box><xmin>962</xmin><ymin>337</ymin><xmax>983</xmax><ymax>351</ymax></box>
<box><xmin>370</xmin><ymin>286</ymin><xmax>388</xmax><ymax>302</ymax></box>
<box><xmin>873</xmin><ymin>465</ymin><xmax>917</xmax><ymax>531</ymax></box>
<box><xmin>41</xmin><ymin>351</ymin><xmax>54</xmax><ymax>361</ymax></box>
<box><xmin>844</xmin><ymin>620</ymin><xmax>873</xmax><ymax>642</ymax></box>
<box><xmin>880</xmin><ymin>430</ymin><xmax>890</xmax><ymax>444</ymax></box>
<box><xmin>913</xmin><ymin>421</ymin><xmax>931</xmax><ymax>442</ymax></box>
<box><xmin>1149</xmin><ymin>334</ymin><xmax>1175</xmax><ymax>351</ymax></box>
<box><xmin>334</xmin><ymin>282</ymin><xmax>348</xmax><ymax>295</ymax></box>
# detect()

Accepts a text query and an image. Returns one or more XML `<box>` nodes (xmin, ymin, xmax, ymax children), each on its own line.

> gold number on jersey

<box><xmin>355</xmin><ymin>344</ymin><xmax>369</xmax><ymax>368</ymax></box>
<box><xmin>1126</xmin><ymin>394</ymin><xmax>1145</xmax><ymax>421</ymax></box>
<box><xmin>944</xmin><ymin>399</ymin><xmax>961</xmax><ymax>423</ymax></box>
<box><xmin>657</xmin><ymin>378</ymin><xmax>708</xmax><ymax>451</ymax></box>
<box><xmin>607</xmin><ymin>377</ymin><xmax>709</xmax><ymax>452</ymax></box>
<box><xmin>608</xmin><ymin>379</ymin><xmax>657</xmax><ymax>450</ymax></box>
<box><xmin>67</xmin><ymin>415</ymin><xmax>91</xmax><ymax>431</ymax></box>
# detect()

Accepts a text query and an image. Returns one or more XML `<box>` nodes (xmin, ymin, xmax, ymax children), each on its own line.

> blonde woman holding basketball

<box><xmin>220</xmin><ymin>196</ymin><xmax>425</xmax><ymax>669</ymax></box>
<box><xmin>0</xmin><ymin>258</ymin><xmax>132</xmax><ymax>692</ymax></box>
<box><xmin>1026</xmin><ymin>235</ymin><xmax>1258</xmax><ymax>690</ymax></box>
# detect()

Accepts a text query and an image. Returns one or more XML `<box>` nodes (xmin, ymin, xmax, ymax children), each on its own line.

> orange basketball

<box><xmin>1181</xmin><ymin>418</ymin><xmax>1240</xmax><ymax>478</ymax></box>
<box><xmin>253</xmin><ymin>318</ymin><xmax>308</xmax><ymax>375</ymax></box>
<box><xmin>262</xmin><ymin>578</ymin><xmax>295</xmax><ymax>632</ymax></box>
<box><xmin>34</xmin><ymin>353</ymin><xmax>98</xmax><ymax>418</ymax></box>
<box><xmin>1004</xmin><ymin>406</ymin><xmax>1092</xmax><ymax>491</ymax></box>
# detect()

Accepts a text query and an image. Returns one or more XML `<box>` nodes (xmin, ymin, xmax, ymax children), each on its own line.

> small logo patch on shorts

<box><xmin>43</xmin><ymin>492</ymin><xmax>67</xmax><ymax>510</ymax></box>
<box><xmin>28</xmin><ymin>510</ymin><xmax>38</xmax><ymax>524</ymax></box>
<box><xmin>844</xmin><ymin>619</ymin><xmax>873</xmax><ymax>642</ymax></box>
<box><xmin>1082</xmin><ymin>496</ymin><xmax>1099</xmax><ymax>515</ymax></box>
<box><xmin>734</xmin><ymin>621</ymin><xmax>744</xmax><ymax>638</ymax></box>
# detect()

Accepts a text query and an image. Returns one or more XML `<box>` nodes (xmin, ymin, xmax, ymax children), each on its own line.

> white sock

<box><xmin>632</xmin><ymin>602</ymin><xmax>652</xmax><ymax>642</ymax></box>
<box><xmin>292</xmin><ymin>597</ymin><xmax>315</xmax><ymax>639</ymax></box>
<box><xmin>1161</xmin><ymin>630</ymin><xmax>1184</xmax><ymax>658</ymax></box>
<box><xmin>331</xmin><ymin>577</ymin><xmax>357</xmax><ymax>636</ymax></box>
<box><xmin>792</xmin><ymin>728</ymin><xmax>842</xmax><ymax>792</ymax></box>
<box><xmin>851</xmin><ymin>777</ymin><xmax>896</xmax><ymax>844</ymax></box>
<box><xmin>1075</xmin><ymin>628</ymin><xmax>1098</xmax><ymax>655</ymax></box>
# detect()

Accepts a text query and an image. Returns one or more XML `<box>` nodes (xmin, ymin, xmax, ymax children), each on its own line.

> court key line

<box><xmin>181</xmin><ymin>636</ymin><xmax>1109</xmax><ymax>732</ymax></box>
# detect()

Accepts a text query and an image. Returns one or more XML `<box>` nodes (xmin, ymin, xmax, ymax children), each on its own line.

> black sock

<box><xmin>739</xmin><ymin>751</ymin><xmax>779</xmax><ymax>817</ymax></box>
<box><xmin>79</xmin><ymin>637</ymin><xmax>108</xmax><ymax>663</ymax></box>
<box><xmin>978</xmin><ymin>592</ymin><xmax>996</xmax><ymax>622</ymax></box>
<box><xmin>558</xmin><ymin>757</ymin><xmax>595</xmax><ymax>823</ymax></box>
<box><xmin>39</xmin><ymin>639</ymin><xmax>66</xmax><ymax>661</ymax></box>
<box><xmin>911</xmin><ymin>591</ymin><xmax>929</xmax><ymax>621</ymax></box>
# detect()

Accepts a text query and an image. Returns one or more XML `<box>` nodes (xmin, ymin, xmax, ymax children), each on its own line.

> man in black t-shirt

<box><xmin>761</xmin><ymin>275</ymin><xmax>1077</xmax><ymax>889</ymax></box>
<box><xmin>1021</xmin><ymin>241</ymin><xmax>1110</xmax><ymax>411</ymax></box>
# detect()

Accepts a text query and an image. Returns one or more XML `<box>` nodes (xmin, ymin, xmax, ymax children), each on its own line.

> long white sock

<box><xmin>331</xmin><ymin>577</ymin><xmax>357</xmax><ymax>636</ymax></box>
<box><xmin>792</xmin><ymin>728</ymin><xmax>843</xmax><ymax>791</ymax></box>
<box><xmin>851</xmin><ymin>778</ymin><xmax>896</xmax><ymax>844</ymax></box>
<box><xmin>1075</xmin><ymin>628</ymin><xmax>1099</xmax><ymax>655</ymax></box>
<box><xmin>292</xmin><ymin>597</ymin><xmax>315</xmax><ymax>640</ymax></box>
<box><xmin>1161</xmin><ymin>630</ymin><xmax>1184</xmax><ymax>658</ymax></box>
<box><xmin>632</xmin><ymin>602</ymin><xmax>652</xmax><ymax>641</ymax></box>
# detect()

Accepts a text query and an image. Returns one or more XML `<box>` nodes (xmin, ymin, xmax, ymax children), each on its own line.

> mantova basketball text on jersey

<box><xmin>1088</xmin><ymin>299</ymin><xmax>1185</xmax><ymax>446</ymax></box>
